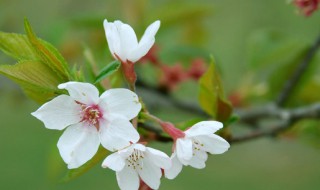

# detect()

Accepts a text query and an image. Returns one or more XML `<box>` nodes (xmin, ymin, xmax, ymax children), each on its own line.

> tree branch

<box><xmin>140</xmin><ymin>103</ymin><xmax>320</xmax><ymax>144</ymax></box>
<box><xmin>276</xmin><ymin>33</ymin><xmax>320</xmax><ymax>106</ymax></box>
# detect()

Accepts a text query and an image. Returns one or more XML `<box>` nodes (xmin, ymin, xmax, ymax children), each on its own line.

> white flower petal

<box><xmin>132</xmin><ymin>143</ymin><xmax>146</xmax><ymax>151</ymax></box>
<box><xmin>164</xmin><ymin>153</ymin><xmax>183</xmax><ymax>180</ymax></box>
<box><xmin>146</xmin><ymin>147</ymin><xmax>171</xmax><ymax>170</ymax></box>
<box><xmin>58</xmin><ymin>82</ymin><xmax>100</xmax><ymax>105</ymax></box>
<box><xmin>116</xmin><ymin>144</ymin><xmax>145</xmax><ymax>164</ymax></box>
<box><xmin>176</xmin><ymin>138</ymin><xmax>193</xmax><ymax>161</ymax></box>
<box><xmin>102</xmin><ymin>152</ymin><xmax>125</xmax><ymax>171</ymax></box>
<box><xmin>196</xmin><ymin>149</ymin><xmax>208</xmax><ymax>160</ymax></box>
<box><xmin>116</xmin><ymin>144</ymin><xmax>136</xmax><ymax>159</ymax></box>
<box><xmin>111</xmin><ymin>26</ymin><xmax>122</xmax><ymax>59</ymax></box>
<box><xmin>104</xmin><ymin>19</ymin><xmax>160</xmax><ymax>63</ymax></box>
<box><xmin>140</xmin><ymin>20</ymin><xmax>161</xmax><ymax>44</ymax></box>
<box><xmin>127</xmin><ymin>20</ymin><xmax>160</xmax><ymax>63</ymax></box>
<box><xmin>103</xmin><ymin>19</ymin><xmax>117</xmax><ymax>57</ymax></box>
<box><xmin>113</xmin><ymin>20</ymin><xmax>127</xmax><ymax>60</ymax></box>
<box><xmin>187</xmin><ymin>150</ymin><xmax>207</xmax><ymax>169</ymax></box>
<box><xmin>185</xmin><ymin>121</ymin><xmax>223</xmax><ymax>137</ymax></box>
<box><xmin>127</xmin><ymin>38</ymin><xmax>154</xmax><ymax>63</ymax></box>
<box><xmin>57</xmin><ymin>123</ymin><xmax>100</xmax><ymax>169</ymax></box>
<box><xmin>100</xmin><ymin>88</ymin><xmax>141</xmax><ymax>120</ymax></box>
<box><xmin>119</xmin><ymin>23</ymin><xmax>138</xmax><ymax>61</ymax></box>
<box><xmin>99</xmin><ymin>116</ymin><xmax>139</xmax><ymax>151</ymax></box>
<box><xmin>31</xmin><ymin>95</ymin><xmax>81</xmax><ymax>130</ymax></box>
<box><xmin>116</xmin><ymin>166</ymin><xmax>139</xmax><ymax>190</ymax></box>
<box><xmin>195</xmin><ymin>134</ymin><xmax>230</xmax><ymax>154</ymax></box>
<box><xmin>138</xmin><ymin>157</ymin><xmax>161</xmax><ymax>190</ymax></box>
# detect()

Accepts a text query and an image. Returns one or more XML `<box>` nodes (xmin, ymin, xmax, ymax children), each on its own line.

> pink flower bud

<box><xmin>159</xmin><ymin>63</ymin><xmax>187</xmax><ymax>91</ymax></box>
<box><xmin>187</xmin><ymin>58</ymin><xmax>207</xmax><ymax>80</ymax></box>
<box><xmin>160</xmin><ymin>122</ymin><xmax>185</xmax><ymax>140</ymax></box>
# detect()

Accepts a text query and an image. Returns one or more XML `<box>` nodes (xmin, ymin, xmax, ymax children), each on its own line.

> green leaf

<box><xmin>0</xmin><ymin>60</ymin><xmax>64</xmax><ymax>103</ymax></box>
<box><xmin>198</xmin><ymin>56</ymin><xmax>233</xmax><ymax>122</ymax></box>
<box><xmin>94</xmin><ymin>60</ymin><xmax>120</xmax><ymax>83</ymax></box>
<box><xmin>0</xmin><ymin>19</ymin><xmax>72</xmax><ymax>103</ymax></box>
<box><xmin>24</xmin><ymin>18</ymin><xmax>71</xmax><ymax>81</ymax></box>
<box><xmin>0</xmin><ymin>32</ymin><xmax>39</xmax><ymax>61</ymax></box>
<box><xmin>61</xmin><ymin>146</ymin><xmax>108</xmax><ymax>183</ymax></box>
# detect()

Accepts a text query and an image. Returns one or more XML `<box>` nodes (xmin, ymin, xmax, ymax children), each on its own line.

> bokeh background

<box><xmin>1</xmin><ymin>0</ymin><xmax>320</xmax><ymax>189</ymax></box>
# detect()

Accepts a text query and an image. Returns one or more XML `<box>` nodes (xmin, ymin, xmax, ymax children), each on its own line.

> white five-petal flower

<box><xmin>102</xmin><ymin>143</ymin><xmax>171</xmax><ymax>190</ymax></box>
<box><xmin>103</xmin><ymin>19</ymin><xmax>160</xmax><ymax>63</ymax></box>
<box><xmin>164</xmin><ymin>121</ymin><xmax>230</xmax><ymax>179</ymax></box>
<box><xmin>31</xmin><ymin>81</ymin><xmax>141</xmax><ymax>169</ymax></box>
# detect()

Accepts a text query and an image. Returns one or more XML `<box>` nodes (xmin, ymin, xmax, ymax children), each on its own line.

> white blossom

<box><xmin>102</xmin><ymin>143</ymin><xmax>171</xmax><ymax>190</ymax></box>
<box><xmin>32</xmin><ymin>81</ymin><xmax>141</xmax><ymax>169</ymax></box>
<box><xmin>164</xmin><ymin>121</ymin><xmax>230</xmax><ymax>179</ymax></box>
<box><xmin>103</xmin><ymin>19</ymin><xmax>160</xmax><ymax>63</ymax></box>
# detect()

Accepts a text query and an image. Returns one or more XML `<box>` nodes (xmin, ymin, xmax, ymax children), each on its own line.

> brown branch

<box><xmin>276</xmin><ymin>33</ymin><xmax>320</xmax><ymax>106</ymax></box>
<box><xmin>235</xmin><ymin>103</ymin><xmax>278</xmax><ymax>123</ymax></box>
<box><xmin>230</xmin><ymin>122</ymin><xmax>288</xmax><ymax>143</ymax></box>
<box><xmin>230</xmin><ymin>103</ymin><xmax>320</xmax><ymax>143</ymax></box>
<box><xmin>140</xmin><ymin>103</ymin><xmax>320</xmax><ymax>144</ymax></box>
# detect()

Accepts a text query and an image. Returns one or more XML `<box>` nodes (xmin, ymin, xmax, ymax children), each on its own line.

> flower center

<box><xmin>80</xmin><ymin>104</ymin><xmax>102</xmax><ymax>128</ymax></box>
<box><xmin>192</xmin><ymin>139</ymin><xmax>204</xmax><ymax>156</ymax></box>
<box><xmin>126</xmin><ymin>149</ymin><xmax>145</xmax><ymax>170</ymax></box>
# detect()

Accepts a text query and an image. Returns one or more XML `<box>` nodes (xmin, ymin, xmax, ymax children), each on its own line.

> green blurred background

<box><xmin>1</xmin><ymin>0</ymin><xmax>320</xmax><ymax>189</ymax></box>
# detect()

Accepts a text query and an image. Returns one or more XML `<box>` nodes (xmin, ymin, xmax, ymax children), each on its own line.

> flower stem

<box><xmin>120</xmin><ymin>61</ymin><xmax>137</xmax><ymax>92</ymax></box>
<box><xmin>119</xmin><ymin>60</ymin><xmax>138</xmax><ymax>126</ymax></box>
<box><xmin>141</xmin><ymin>112</ymin><xmax>185</xmax><ymax>139</ymax></box>
<box><xmin>141</xmin><ymin>112</ymin><xmax>163</xmax><ymax>124</ymax></box>
<box><xmin>129</xmin><ymin>82</ymin><xmax>136</xmax><ymax>92</ymax></box>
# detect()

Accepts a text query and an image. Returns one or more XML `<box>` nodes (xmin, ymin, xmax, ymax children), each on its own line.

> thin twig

<box><xmin>276</xmin><ymin>33</ymin><xmax>320</xmax><ymax>106</ymax></box>
<box><xmin>235</xmin><ymin>103</ymin><xmax>278</xmax><ymax>123</ymax></box>
<box><xmin>140</xmin><ymin>103</ymin><xmax>320</xmax><ymax>144</ymax></box>
<box><xmin>230</xmin><ymin>103</ymin><xmax>320</xmax><ymax>143</ymax></box>
<box><xmin>139</xmin><ymin>123</ymin><xmax>172</xmax><ymax>142</ymax></box>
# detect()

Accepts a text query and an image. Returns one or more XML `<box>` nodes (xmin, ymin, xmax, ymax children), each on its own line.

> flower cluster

<box><xmin>32</xmin><ymin>82</ymin><xmax>142</xmax><ymax>168</ymax></box>
<box><xmin>160</xmin><ymin>121</ymin><xmax>230</xmax><ymax>179</ymax></box>
<box><xmin>31</xmin><ymin>19</ymin><xmax>230</xmax><ymax>190</ymax></box>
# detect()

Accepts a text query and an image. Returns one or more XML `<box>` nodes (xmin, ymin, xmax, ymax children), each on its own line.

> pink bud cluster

<box><xmin>140</xmin><ymin>45</ymin><xmax>208</xmax><ymax>91</ymax></box>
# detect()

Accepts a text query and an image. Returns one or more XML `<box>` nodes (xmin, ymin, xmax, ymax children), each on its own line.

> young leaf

<box><xmin>0</xmin><ymin>32</ymin><xmax>39</xmax><ymax>61</ymax></box>
<box><xmin>0</xmin><ymin>60</ymin><xmax>64</xmax><ymax>103</ymax></box>
<box><xmin>61</xmin><ymin>146</ymin><xmax>108</xmax><ymax>183</ymax></box>
<box><xmin>24</xmin><ymin>18</ymin><xmax>72</xmax><ymax>81</ymax></box>
<box><xmin>198</xmin><ymin>57</ymin><xmax>233</xmax><ymax>122</ymax></box>
<box><xmin>94</xmin><ymin>60</ymin><xmax>120</xmax><ymax>83</ymax></box>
